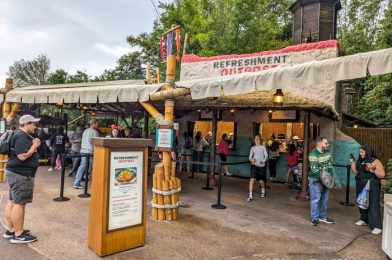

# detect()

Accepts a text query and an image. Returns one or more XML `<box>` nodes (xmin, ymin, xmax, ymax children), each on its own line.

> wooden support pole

<box><xmin>298</xmin><ymin>111</ymin><xmax>310</xmax><ymax>201</ymax></box>
<box><xmin>146</xmin><ymin>62</ymin><xmax>151</xmax><ymax>84</ymax></box>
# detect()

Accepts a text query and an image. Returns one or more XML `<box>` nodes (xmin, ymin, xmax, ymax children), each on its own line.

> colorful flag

<box><xmin>160</xmin><ymin>36</ymin><xmax>166</xmax><ymax>61</ymax></box>
<box><xmin>167</xmin><ymin>32</ymin><xmax>173</xmax><ymax>56</ymax></box>
<box><xmin>175</xmin><ymin>28</ymin><xmax>181</xmax><ymax>60</ymax></box>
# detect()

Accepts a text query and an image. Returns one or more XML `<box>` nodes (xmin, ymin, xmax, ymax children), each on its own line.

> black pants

<box><xmin>192</xmin><ymin>151</ymin><xmax>203</xmax><ymax>172</ymax></box>
<box><xmin>356</xmin><ymin>178</ymin><xmax>382</xmax><ymax>229</ymax></box>
<box><xmin>269</xmin><ymin>158</ymin><xmax>278</xmax><ymax>178</ymax></box>
<box><xmin>51</xmin><ymin>148</ymin><xmax>64</xmax><ymax>168</ymax></box>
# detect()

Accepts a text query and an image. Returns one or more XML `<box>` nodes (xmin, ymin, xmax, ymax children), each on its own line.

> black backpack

<box><xmin>0</xmin><ymin>130</ymin><xmax>14</xmax><ymax>155</ymax></box>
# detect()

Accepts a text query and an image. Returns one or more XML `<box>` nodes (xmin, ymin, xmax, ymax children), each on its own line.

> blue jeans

<box><xmin>308</xmin><ymin>177</ymin><xmax>330</xmax><ymax>221</ymax></box>
<box><xmin>74</xmin><ymin>153</ymin><xmax>93</xmax><ymax>186</ymax></box>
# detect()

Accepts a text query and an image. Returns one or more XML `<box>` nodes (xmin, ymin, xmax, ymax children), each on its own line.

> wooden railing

<box><xmin>340</xmin><ymin>125</ymin><xmax>392</xmax><ymax>166</ymax></box>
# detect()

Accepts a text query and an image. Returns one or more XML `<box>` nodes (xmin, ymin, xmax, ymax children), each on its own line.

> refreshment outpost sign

<box><xmin>213</xmin><ymin>54</ymin><xmax>289</xmax><ymax>76</ymax></box>
<box><xmin>180</xmin><ymin>40</ymin><xmax>338</xmax><ymax>81</ymax></box>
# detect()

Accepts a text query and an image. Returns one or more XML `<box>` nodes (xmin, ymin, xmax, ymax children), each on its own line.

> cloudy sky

<box><xmin>0</xmin><ymin>0</ymin><xmax>169</xmax><ymax>85</ymax></box>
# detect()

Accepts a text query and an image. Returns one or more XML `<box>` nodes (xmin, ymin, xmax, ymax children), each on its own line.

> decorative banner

<box><xmin>175</xmin><ymin>28</ymin><xmax>181</xmax><ymax>61</ymax></box>
<box><xmin>108</xmin><ymin>151</ymin><xmax>144</xmax><ymax>231</ymax></box>
<box><xmin>160</xmin><ymin>36</ymin><xmax>166</xmax><ymax>61</ymax></box>
<box><xmin>167</xmin><ymin>33</ymin><xmax>173</xmax><ymax>56</ymax></box>
<box><xmin>180</xmin><ymin>40</ymin><xmax>339</xmax><ymax>80</ymax></box>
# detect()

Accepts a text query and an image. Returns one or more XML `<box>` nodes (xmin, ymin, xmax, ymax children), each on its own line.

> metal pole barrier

<box><xmin>340</xmin><ymin>164</ymin><xmax>354</xmax><ymax>206</ymax></box>
<box><xmin>211</xmin><ymin>161</ymin><xmax>226</xmax><ymax>209</ymax></box>
<box><xmin>202</xmin><ymin>152</ymin><xmax>213</xmax><ymax>190</ymax></box>
<box><xmin>79</xmin><ymin>154</ymin><xmax>91</xmax><ymax>198</ymax></box>
<box><xmin>53</xmin><ymin>153</ymin><xmax>70</xmax><ymax>202</ymax></box>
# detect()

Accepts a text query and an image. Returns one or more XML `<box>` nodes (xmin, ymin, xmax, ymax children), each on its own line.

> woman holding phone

<box><xmin>350</xmin><ymin>146</ymin><xmax>385</xmax><ymax>235</ymax></box>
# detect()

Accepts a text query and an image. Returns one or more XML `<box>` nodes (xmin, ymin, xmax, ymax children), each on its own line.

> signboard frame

<box><xmin>155</xmin><ymin>125</ymin><xmax>174</xmax><ymax>151</ymax></box>
<box><xmin>106</xmin><ymin>148</ymin><xmax>146</xmax><ymax>233</ymax></box>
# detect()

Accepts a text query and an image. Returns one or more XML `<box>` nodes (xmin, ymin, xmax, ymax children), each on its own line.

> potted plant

<box><xmin>382</xmin><ymin>159</ymin><xmax>392</xmax><ymax>204</ymax></box>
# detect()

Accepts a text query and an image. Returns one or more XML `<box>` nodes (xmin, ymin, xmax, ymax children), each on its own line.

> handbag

<box><xmin>320</xmin><ymin>168</ymin><xmax>335</xmax><ymax>189</ymax></box>
<box><xmin>357</xmin><ymin>180</ymin><xmax>370</xmax><ymax>210</ymax></box>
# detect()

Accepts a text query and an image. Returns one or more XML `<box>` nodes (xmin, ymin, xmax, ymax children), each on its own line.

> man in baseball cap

<box><xmin>3</xmin><ymin>114</ymin><xmax>41</xmax><ymax>243</ymax></box>
<box><xmin>18</xmin><ymin>115</ymin><xmax>40</xmax><ymax>125</ymax></box>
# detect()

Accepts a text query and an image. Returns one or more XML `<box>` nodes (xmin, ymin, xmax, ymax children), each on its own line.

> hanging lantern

<box><xmin>273</xmin><ymin>89</ymin><xmax>284</xmax><ymax>106</ymax></box>
<box><xmin>55</xmin><ymin>102</ymin><xmax>63</xmax><ymax>108</ymax></box>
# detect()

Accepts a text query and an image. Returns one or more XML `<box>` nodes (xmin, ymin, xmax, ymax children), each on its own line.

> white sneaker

<box><xmin>355</xmin><ymin>220</ymin><xmax>367</xmax><ymax>226</ymax></box>
<box><xmin>48</xmin><ymin>167</ymin><xmax>54</xmax><ymax>172</ymax></box>
<box><xmin>372</xmin><ymin>228</ymin><xmax>382</xmax><ymax>235</ymax></box>
<box><xmin>225</xmin><ymin>172</ymin><xmax>233</xmax><ymax>176</ymax></box>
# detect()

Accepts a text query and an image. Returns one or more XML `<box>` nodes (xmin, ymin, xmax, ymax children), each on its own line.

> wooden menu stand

<box><xmin>88</xmin><ymin>138</ymin><xmax>152</xmax><ymax>257</ymax></box>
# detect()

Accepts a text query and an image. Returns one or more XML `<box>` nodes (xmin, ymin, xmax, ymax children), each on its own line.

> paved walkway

<box><xmin>0</xmin><ymin>166</ymin><xmax>387</xmax><ymax>259</ymax></box>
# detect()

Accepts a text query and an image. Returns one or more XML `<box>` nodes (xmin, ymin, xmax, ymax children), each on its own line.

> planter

<box><xmin>385</xmin><ymin>193</ymin><xmax>392</xmax><ymax>204</ymax></box>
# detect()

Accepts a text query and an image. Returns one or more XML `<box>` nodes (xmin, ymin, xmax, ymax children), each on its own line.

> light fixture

<box><xmin>91</xmin><ymin>112</ymin><xmax>96</xmax><ymax>116</ymax></box>
<box><xmin>268</xmin><ymin>110</ymin><xmax>273</xmax><ymax>113</ymax></box>
<box><xmin>55</xmin><ymin>102</ymin><xmax>63</xmax><ymax>108</ymax></box>
<box><xmin>230</xmin><ymin>109</ymin><xmax>235</xmax><ymax>113</ymax></box>
<box><xmin>273</xmin><ymin>89</ymin><xmax>284</xmax><ymax>106</ymax></box>
<box><xmin>82</xmin><ymin>105</ymin><xmax>88</xmax><ymax>111</ymax></box>
<box><xmin>353</xmin><ymin>124</ymin><xmax>358</xmax><ymax>128</ymax></box>
<box><xmin>197</xmin><ymin>109</ymin><xmax>201</xmax><ymax>112</ymax></box>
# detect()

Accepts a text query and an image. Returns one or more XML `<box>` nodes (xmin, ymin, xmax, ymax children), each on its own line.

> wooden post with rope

<box><xmin>140</xmin><ymin>26</ymin><xmax>182</xmax><ymax>220</ymax></box>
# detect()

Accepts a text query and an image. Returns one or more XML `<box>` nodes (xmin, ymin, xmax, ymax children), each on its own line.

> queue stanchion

<box><xmin>79</xmin><ymin>154</ymin><xmax>91</xmax><ymax>198</ymax></box>
<box><xmin>340</xmin><ymin>164</ymin><xmax>354</xmax><ymax>206</ymax></box>
<box><xmin>202</xmin><ymin>161</ymin><xmax>213</xmax><ymax>190</ymax></box>
<box><xmin>53</xmin><ymin>153</ymin><xmax>70</xmax><ymax>202</ymax></box>
<box><xmin>211</xmin><ymin>161</ymin><xmax>226</xmax><ymax>209</ymax></box>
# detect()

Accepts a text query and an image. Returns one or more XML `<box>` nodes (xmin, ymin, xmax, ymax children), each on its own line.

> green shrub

<box><xmin>383</xmin><ymin>159</ymin><xmax>392</xmax><ymax>194</ymax></box>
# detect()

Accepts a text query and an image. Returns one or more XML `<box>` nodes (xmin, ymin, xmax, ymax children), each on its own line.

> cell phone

<box><xmin>349</xmin><ymin>154</ymin><xmax>355</xmax><ymax>160</ymax></box>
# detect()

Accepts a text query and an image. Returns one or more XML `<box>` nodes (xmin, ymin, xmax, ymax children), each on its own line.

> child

<box><xmin>247</xmin><ymin>135</ymin><xmax>268</xmax><ymax>201</ymax></box>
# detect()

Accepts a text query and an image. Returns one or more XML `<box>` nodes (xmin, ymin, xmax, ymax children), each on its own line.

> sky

<box><xmin>0</xmin><ymin>0</ymin><xmax>169</xmax><ymax>85</ymax></box>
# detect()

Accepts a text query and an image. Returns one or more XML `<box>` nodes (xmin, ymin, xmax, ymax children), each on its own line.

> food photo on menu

<box><xmin>114</xmin><ymin>168</ymin><xmax>137</xmax><ymax>186</ymax></box>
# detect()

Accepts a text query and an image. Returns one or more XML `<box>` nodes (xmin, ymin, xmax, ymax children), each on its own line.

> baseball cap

<box><xmin>19</xmin><ymin>115</ymin><xmax>41</xmax><ymax>125</ymax></box>
<box><xmin>292</xmin><ymin>135</ymin><xmax>300</xmax><ymax>140</ymax></box>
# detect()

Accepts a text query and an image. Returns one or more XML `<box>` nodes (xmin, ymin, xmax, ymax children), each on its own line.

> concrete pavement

<box><xmin>0</xmin><ymin>166</ymin><xmax>387</xmax><ymax>259</ymax></box>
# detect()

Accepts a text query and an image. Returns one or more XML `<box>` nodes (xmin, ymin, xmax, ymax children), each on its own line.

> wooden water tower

<box><xmin>289</xmin><ymin>0</ymin><xmax>341</xmax><ymax>44</ymax></box>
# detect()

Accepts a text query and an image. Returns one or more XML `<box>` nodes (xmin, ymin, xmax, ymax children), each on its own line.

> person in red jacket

<box><xmin>218</xmin><ymin>133</ymin><xmax>231</xmax><ymax>176</ymax></box>
<box><xmin>286</xmin><ymin>143</ymin><xmax>300</xmax><ymax>182</ymax></box>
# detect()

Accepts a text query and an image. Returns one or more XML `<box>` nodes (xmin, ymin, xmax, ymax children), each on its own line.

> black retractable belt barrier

<box><xmin>340</xmin><ymin>164</ymin><xmax>355</xmax><ymax>206</ymax></box>
<box><xmin>211</xmin><ymin>161</ymin><xmax>226</xmax><ymax>209</ymax></box>
<box><xmin>53</xmin><ymin>153</ymin><xmax>70</xmax><ymax>202</ymax></box>
<box><xmin>79</xmin><ymin>154</ymin><xmax>91</xmax><ymax>198</ymax></box>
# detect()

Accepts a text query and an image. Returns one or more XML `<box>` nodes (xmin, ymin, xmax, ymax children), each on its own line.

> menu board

<box><xmin>108</xmin><ymin>151</ymin><xmax>143</xmax><ymax>231</ymax></box>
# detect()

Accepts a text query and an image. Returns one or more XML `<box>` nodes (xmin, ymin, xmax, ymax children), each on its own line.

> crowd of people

<box><xmin>2</xmin><ymin>114</ymin><xmax>387</xmax><ymax>246</ymax></box>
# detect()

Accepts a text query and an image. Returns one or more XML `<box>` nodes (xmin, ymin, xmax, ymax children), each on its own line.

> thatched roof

<box><xmin>169</xmin><ymin>90</ymin><xmax>338</xmax><ymax>120</ymax></box>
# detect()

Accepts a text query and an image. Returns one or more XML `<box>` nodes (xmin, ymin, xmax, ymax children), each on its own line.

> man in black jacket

<box><xmin>3</xmin><ymin>115</ymin><xmax>41</xmax><ymax>243</ymax></box>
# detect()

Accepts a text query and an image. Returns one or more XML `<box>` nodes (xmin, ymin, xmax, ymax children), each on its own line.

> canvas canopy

<box><xmin>3</xmin><ymin>47</ymin><xmax>392</xmax><ymax>104</ymax></box>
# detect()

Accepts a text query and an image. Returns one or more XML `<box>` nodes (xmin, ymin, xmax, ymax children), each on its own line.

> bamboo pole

<box><xmin>156</xmin><ymin>166</ymin><xmax>165</xmax><ymax>220</ymax></box>
<box><xmin>149</xmin><ymin>88</ymin><xmax>191</xmax><ymax>102</ymax></box>
<box><xmin>7</xmin><ymin>103</ymin><xmax>21</xmax><ymax>123</ymax></box>
<box><xmin>139</xmin><ymin>102</ymin><xmax>164</xmax><ymax>122</ymax></box>
<box><xmin>182</xmin><ymin>32</ymin><xmax>189</xmax><ymax>57</ymax></box>
<box><xmin>146</xmin><ymin>62</ymin><xmax>151</xmax><ymax>84</ymax></box>
<box><xmin>162</xmin><ymin>180</ymin><xmax>172</xmax><ymax>220</ymax></box>
<box><xmin>169</xmin><ymin>177</ymin><xmax>177</xmax><ymax>220</ymax></box>
<box><xmin>0</xmin><ymin>154</ymin><xmax>4</xmax><ymax>181</ymax></box>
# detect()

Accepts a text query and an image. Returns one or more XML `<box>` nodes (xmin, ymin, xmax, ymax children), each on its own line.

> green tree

<box><xmin>8</xmin><ymin>54</ymin><xmax>51</xmax><ymax>87</ymax></box>
<box><xmin>338</xmin><ymin>0</ymin><xmax>392</xmax><ymax>126</ymax></box>
<box><xmin>48</xmin><ymin>69</ymin><xmax>68</xmax><ymax>84</ymax></box>
<box><xmin>68</xmin><ymin>70</ymin><xmax>90</xmax><ymax>83</ymax></box>
<box><xmin>125</xmin><ymin>0</ymin><xmax>292</xmax><ymax>80</ymax></box>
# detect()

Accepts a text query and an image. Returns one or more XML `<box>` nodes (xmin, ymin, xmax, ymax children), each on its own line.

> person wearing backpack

<box><xmin>308</xmin><ymin>136</ymin><xmax>334</xmax><ymax>226</ymax></box>
<box><xmin>3</xmin><ymin>115</ymin><xmax>41</xmax><ymax>244</ymax></box>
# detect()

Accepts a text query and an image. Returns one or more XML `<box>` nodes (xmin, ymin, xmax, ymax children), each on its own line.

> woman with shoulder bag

<box><xmin>350</xmin><ymin>146</ymin><xmax>385</xmax><ymax>235</ymax></box>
